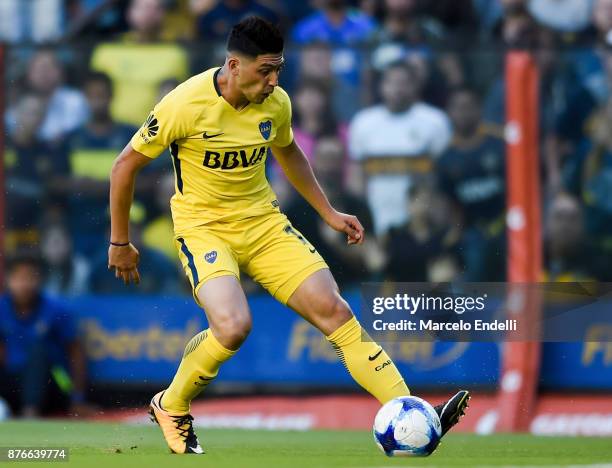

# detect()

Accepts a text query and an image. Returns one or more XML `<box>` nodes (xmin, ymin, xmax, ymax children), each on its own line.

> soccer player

<box><xmin>108</xmin><ymin>17</ymin><xmax>470</xmax><ymax>454</ymax></box>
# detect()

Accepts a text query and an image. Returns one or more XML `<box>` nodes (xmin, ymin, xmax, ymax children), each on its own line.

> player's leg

<box><xmin>287</xmin><ymin>270</ymin><xmax>470</xmax><ymax>434</ymax></box>
<box><xmin>161</xmin><ymin>275</ymin><xmax>251</xmax><ymax>413</ymax></box>
<box><xmin>244</xmin><ymin>212</ymin><xmax>469</xmax><ymax>434</ymax></box>
<box><xmin>243</xmin><ymin>213</ymin><xmax>409</xmax><ymax>404</ymax></box>
<box><xmin>150</xmin><ymin>229</ymin><xmax>246</xmax><ymax>454</ymax></box>
<box><xmin>287</xmin><ymin>269</ymin><xmax>410</xmax><ymax>404</ymax></box>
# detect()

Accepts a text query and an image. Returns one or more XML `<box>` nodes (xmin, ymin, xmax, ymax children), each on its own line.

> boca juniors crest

<box><xmin>259</xmin><ymin>120</ymin><xmax>272</xmax><ymax>140</ymax></box>
<box><xmin>204</xmin><ymin>251</ymin><xmax>217</xmax><ymax>264</ymax></box>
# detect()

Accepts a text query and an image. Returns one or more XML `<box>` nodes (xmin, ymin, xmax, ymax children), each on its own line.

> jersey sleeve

<box><xmin>130</xmin><ymin>88</ymin><xmax>192</xmax><ymax>159</ymax></box>
<box><xmin>274</xmin><ymin>90</ymin><xmax>294</xmax><ymax>147</ymax></box>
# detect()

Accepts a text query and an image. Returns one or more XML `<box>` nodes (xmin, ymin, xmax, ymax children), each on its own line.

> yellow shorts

<box><xmin>174</xmin><ymin>211</ymin><xmax>328</xmax><ymax>305</ymax></box>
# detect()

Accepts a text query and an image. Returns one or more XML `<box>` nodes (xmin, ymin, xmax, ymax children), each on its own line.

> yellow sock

<box><xmin>327</xmin><ymin>317</ymin><xmax>409</xmax><ymax>404</ymax></box>
<box><xmin>161</xmin><ymin>329</ymin><xmax>236</xmax><ymax>413</ymax></box>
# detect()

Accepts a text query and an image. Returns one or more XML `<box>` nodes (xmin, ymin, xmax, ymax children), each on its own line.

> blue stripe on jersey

<box><xmin>170</xmin><ymin>142</ymin><xmax>183</xmax><ymax>194</ymax></box>
<box><xmin>177</xmin><ymin>237</ymin><xmax>199</xmax><ymax>285</ymax></box>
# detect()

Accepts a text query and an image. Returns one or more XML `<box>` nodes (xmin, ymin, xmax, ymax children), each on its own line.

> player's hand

<box><xmin>323</xmin><ymin>210</ymin><xmax>365</xmax><ymax>245</ymax></box>
<box><xmin>108</xmin><ymin>243</ymin><xmax>141</xmax><ymax>285</ymax></box>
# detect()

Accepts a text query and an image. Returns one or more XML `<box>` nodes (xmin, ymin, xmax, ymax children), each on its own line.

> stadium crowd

<box><xmin>4</xmin><ymin>0</ymin><xmax>612</xmax><ymax>296</ymax></box>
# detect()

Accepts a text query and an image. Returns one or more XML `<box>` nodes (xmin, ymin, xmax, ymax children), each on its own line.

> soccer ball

<box><xmin>373</xmin><ymin>395</ymin><xmax>442</xmax><ymax>457</ymax></box>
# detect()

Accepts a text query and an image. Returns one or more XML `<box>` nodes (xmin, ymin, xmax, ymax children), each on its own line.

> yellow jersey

<box><xmin>130</xmin><ymin>67</ymin><xmax>294</xmax><ymax>233</ymax></box>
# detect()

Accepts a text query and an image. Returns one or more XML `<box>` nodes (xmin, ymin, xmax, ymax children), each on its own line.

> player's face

<box><xmin>238</xmin><ymin>54</ymin><xmax>284</xmax><ymax>104</ymax></box>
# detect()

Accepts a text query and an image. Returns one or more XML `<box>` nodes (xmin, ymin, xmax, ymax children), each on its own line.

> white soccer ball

<box><xmin>373</xmin><ymin>395</ymin><xmax>442</xmax><ymax>457</ymax></box>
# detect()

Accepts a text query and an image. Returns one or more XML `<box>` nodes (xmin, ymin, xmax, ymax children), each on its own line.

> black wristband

<box><xmin>110</xmin><ymin>241</ymin><xmax>130</xmax><ymax>247</ymax></box>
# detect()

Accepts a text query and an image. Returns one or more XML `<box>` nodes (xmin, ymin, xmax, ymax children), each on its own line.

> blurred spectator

<box><xmin>484</xmin><ymin>29</ymin><xmax>595</xmax><ymax>156</ymax></box>
<box><xmin>569</xmin><ymin>1</ymin><xmax>612</xmax><ymax>111</ymax></box>
<box><xmin>437</xmin><ymin>87</ymin><xmax>506</xmax><ymax>281</ymax></box>
<box><xmin>297</xmin><ymin>41</ymin><xmax>334</xmax><ymax>83</ymax></box>
<box><xmin>0</xmin><ymin>253</ymin><xmax>91</xmax><ymax>417</ymax></box>
<box><xmin>348</xmin><ymin>62</ymin><xmax>451</xmax><ymax>236</ymax></box>
<box><xmin>564</xmin><ymin>97</ymin><xmax>612</xmax><ymax>258</ymax></box>
<box><xmin>292</xmin><ymin>41</ymin><xmax>358</xmax><ymax>116</ymax></box>
<box><xmin>543</xmin><ymin>193</ymin><xmax>606</xmax><ymax>281</ymax></box>
<box><xmin>291</xmin><ymin>0</ymin><xmax>376</xmax><ymax>45</ymax></box>
<box><xmin>472</xmin><ymin>0</ymin><xmax>504</xmax><ymax>39</ymax></box>
<box><xmin>588</xmin><ymin>0</ymin><xmax>612</xmax><ymax>44</ymax></box>
<box><xmin>122</xmin><ymin>0</ymin><xmax>168</xmax><ymax>42</ymax></box>
<box><xmin>285</xmin><ymin>136</ymin><xmax>382</xmax><ymax>287</ymax></box>
<box><xmin>276</xmin><ymin>0</ymin><xmax>313</xmax><ymax>24</ymax></box>
<box><xmin>5</xmin><ymin>93</ymin><xmax>69</xmax><ymax>249</ymax></box>
<box><xmin>88</xmin><ymin>221</ymin><xmax>184</xmax><ymax>295</ymax></box>
<box><xmin>163</xmin><ymin>0</ymin><xmax>199</xmax><ymax>40</ymax></box>
<box><xmin>484</xmin><ymin>29</ymin><xmax>596</xmax><ymax>195</ymax></box>
<box><xmin>497</xmin><ymin>2</ymin><xmax>540</xmax><ymax>48</ymax></box>
<box><xmin>6</xmin><ymin>50</ymin><xmax>89</xmax><ymax>143</ymax></box>
<box><xmin>427</xmin><ymin>251</ymin><xmax>462</xmax><ymax>282</ymax></box>
<box><xmin>292</xmin><ymin>0</ymin><xmax>377</xmax><ymax>120</ymax></box>
<box><xmin>142</xmin><ymin>173</ymin><xmax>179</xmax><ymax>263</ymax></box>
<box><xmin>421</xmin><ymin>0</ymin><xmax>478</xmax><ymax>41</ymax></box>
<box><xmin>157</xmin><ymin>78</ymin><xmax>181</xmax><ymax>100</ymax></box>
<box><xmin>71</xmin><ymin>0</ymin><xmax>195</xmax><ymax>40</ymax></box>
<box><xmin>373</xmin><ymin>0</ymin><xmax>446</xmax><ymax>46</ymax></box>
<box><xmin>0</xmin><ymin>0</ymin><xmax>65</xmax><ymax>43</ymax></box>
<box><xmin>41</xmin><ymin>223</ymin><xmax>90</xmax><ymax>297</ymax></box>
<box><xmin>64</xmin><ymin>72</ymin><xmax>138</xmax><ymax>256</ymax></box>
<box><xmin>527</xmin><ymin>0</ymin><xmax>593</xmax><ymax>34</ymax></box>
<box><xmin>383</xmin><ymin>177</ymin><xmax>459</xmax><ymax>282</ymax></box>
<box><xmin>292</xmin><ymin>80</ymin><xmax>348</xmax><ymax>162</ymax></box>
<box><xmin>90</xmin><ymin>0</ymin><xmax>189</xmax><ymax>126</ymax></box>
<box><xmin>66</xmin><ymin>0</ymin><xmax>128</xmax><ymax>38</ymax></box>
<box><xmin>196</xmin><ymin>0</ymin><xmax>281</xmax><ymax>40</ymax></box>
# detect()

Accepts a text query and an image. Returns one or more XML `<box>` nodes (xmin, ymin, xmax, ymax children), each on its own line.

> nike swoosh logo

<box><xmin>203</xmin><ymin>131</ymin><xmax>224</xmax><ymax>139</ymax></box>
<box><xmin>368</xmin><ymin>348</ymin><xmax>383</xmax><ymax>361</ymax></box>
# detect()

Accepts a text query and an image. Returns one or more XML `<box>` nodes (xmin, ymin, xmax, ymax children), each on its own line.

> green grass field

<box><xmin>0</xmin><ymin>421</ymin><xmax>611</xmax><ymax>467</ymax></box>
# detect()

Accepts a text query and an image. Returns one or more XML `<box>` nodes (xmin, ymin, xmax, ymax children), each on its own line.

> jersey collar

<box><xmin>213</xmin><ymin>67</ymin><xmax>222</xmax><ymax>97</ymax></box>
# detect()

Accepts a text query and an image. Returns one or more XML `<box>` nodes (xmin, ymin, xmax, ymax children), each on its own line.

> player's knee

<box><xmin>330</xmin><ymin>295</ymin><xmax>353</xmax><ymax>324</ymax></box>
<box><xmin>213</xmin><ymin>311</ymin><xmax>252</xmax><ymax>349</ymax></box>
<box><xmin>316</xmin><ymin>293</ymin><xmax>353</xmax><ymax>335</ymax></box>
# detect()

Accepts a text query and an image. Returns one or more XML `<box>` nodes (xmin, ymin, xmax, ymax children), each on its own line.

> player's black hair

<box><xmin>83</xmin><ymin>71</ymin><xmax>113</xmax><ymax>94</ymax></box>
<box><xmin>227</xmin><ymin>16</ymin><xmax>284</xmax><ymax>57</ymax></box>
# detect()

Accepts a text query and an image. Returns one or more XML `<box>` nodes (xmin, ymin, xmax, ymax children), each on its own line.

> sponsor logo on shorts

<box><xmin>205</xmin><ymin>251</ymin><xmax>217</xmax><ymax>264</ymax></box>
<box><xmin>284</xmin><ymin>225</ymin><xmax>316</xmax><ymax>253</ymax></box>
<box><xmin>271</xmin><ymin>200</ymin><xmax>280</xmax><ymax>208</ymax></box>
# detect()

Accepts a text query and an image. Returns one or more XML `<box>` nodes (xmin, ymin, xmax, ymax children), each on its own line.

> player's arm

<box><xmin>271</xmin><ymin>140</ymin><xmax>364</xmax><ymax>245</ymax></box>
<box><xmin>108</xmin><ymin>144</ymin><xmax>152</xmax><ymax>284</ymax></box>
